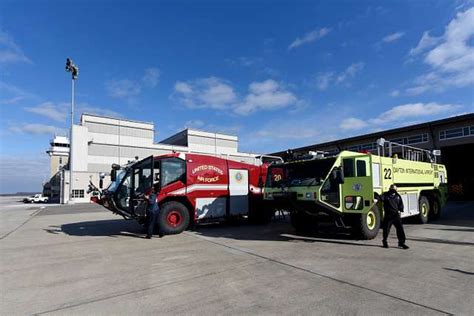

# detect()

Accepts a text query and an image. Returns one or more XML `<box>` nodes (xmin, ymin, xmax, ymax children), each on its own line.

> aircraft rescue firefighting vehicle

<box><xmin>263</xmin><ymin>138</ymin><xmax>448</xmax><ymax>239</ymax></box>
<box><xmin>89</xmin><ymin>153</ymin><xmax>279</xmax><ymax>235</ymax></box>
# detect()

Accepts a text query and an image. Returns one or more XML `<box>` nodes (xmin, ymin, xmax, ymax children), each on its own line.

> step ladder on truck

<box><xmin>263</xmin><ymin>138</ymin><xmax>448</xmax><ymax>239</ymax></box>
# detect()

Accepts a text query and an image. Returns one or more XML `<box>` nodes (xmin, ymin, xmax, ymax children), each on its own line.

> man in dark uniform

<box><xmin>145</xmin><ymin>184</ymin><xmax>162</xmax><ymax>239</ymax></box>
<box><xmin>381</xmin><ymin>184</ymin><xmax>409</xmax><ymax>249</ymax></box>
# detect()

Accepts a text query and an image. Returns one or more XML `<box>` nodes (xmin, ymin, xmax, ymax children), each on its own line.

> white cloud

<box><xmin>77</xmin><ymin>103</ymin><xmax>122</xmax><ymax>118</ymax></box>
<box><xmin>369</xmin><ymin>102</ymin><xmax>461</xmax><ymax>125</ymax></box>
<box><xmin>106</xmin><ymin>67</ymin><xmax>159</xmax><ymax>99</ymax></box>
<box><xmin>0</xmin><ymin>81</ymin><xmax>37</xmax><ymax>105</ymax></box>
<box><xmin>339</xmin><ymin>117</ymin><xmax>368</xmax><ymax>130</ymax></box>
<box><xmin>23</xmin><ymin>101</ymin><xmax>121</xmax><ymax>122</ymax></box>
<box><xmin>106</xmin><ymin>79</ymin><xmax>141</xmax><ymax>98</ymax></box>
<box><xmin>174</xmin><ymin>82</ymin><xmax>193</xmax><ymax>94</ymax></box>
<box><xmin>406</xmin><ymin>7</ymin><xmax>474</xmax><ymax>94</ymax></box>
<box><xmin>24</xmin><ymin>102</ymin><xmax>68</xmax><ymax>122</ymax></box>
<box><xmin>289</xmin><ymin>27</ymin><xmax>331</xmax><ymax>50</ymax></box>
<box><xmin>172</xmin><ymin>77</ymin><xmax>236</xmax><ymax>109</ymax></box>
<box><xmin>226</xmin><ymin>57</ymin><xmax>262</xmax><ymax>67</ymax></box>
<box><xmin>339</xmin><ymin>102</ymin><xmax>462</xmax><ymax>132</ymax></box>
<box><xmin>408</xmin><ymin>31</ymin><xmax>441</xmax><ymax>57</ymax></box>
<box><xmin>183</xmin><ymin>120</ymin><xmax>241</xmax><ymax>135</ymax></box>
<box><xmin>389</xmin><ymin>89</ymin><xmax>400</xmax><ymax>97</ymax></box>
<box><xmin>9</xmin><ymin>123</ymin><xmax>66</xmax><ymax>135</ymax></box>
<box><xmin>0</xmin><ymin>29</ymin><xmax>32</xmax><ymax>64</ymax></box>
<box><xmin>142</xmin><ymin>68</ymin><xmax>160</xmax><ymax>88</ymax></box>
<box><xmin>311</xmin><ymin>63</ymin><xmax>364</xmax><ymax>91</ymax></box>
<box><xmin>173</xmin><ymin>78</ymin><xmax>299</xmax><ymax>115</ymax></box>
<box><xmin>184</xmin><ymin>119</ymin><xmax>205</xmax><ymax>129</ymax></box>
<box><xmin>336</xmin><ymin>62</ymin><xmax>365</xmax><ymax>84</ymax></box>
<box><xmin>315</xmin><ymin>72</ymin><xmax>334</xmax><ymax>91</ymax></box>
<box><xmin>382</xmin><ymin>32</ymin><xmax>405</xmax><ymax>43</ymax></box>
<box><xmin>234</xmin><ymin>80</ymin><xmax>298</xmax><ymax>115</ymax></box>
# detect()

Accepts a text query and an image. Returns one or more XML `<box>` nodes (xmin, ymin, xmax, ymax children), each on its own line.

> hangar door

<box><xmin>229</xmin><ymin>169</ymin><xmax>249</xmax><ymax>215</ymax></box>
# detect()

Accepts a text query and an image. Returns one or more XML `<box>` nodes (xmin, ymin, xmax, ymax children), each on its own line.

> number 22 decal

<box><xmin>384</xmin><ymin>168</ymin><xmax>392</xmax><ymax>179</ymax></box>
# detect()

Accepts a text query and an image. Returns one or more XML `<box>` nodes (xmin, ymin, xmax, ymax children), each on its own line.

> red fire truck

<box><xmin>90</xmin><ymin>153</ymin><xmax>277</xmax><ymax>235</ymax></box>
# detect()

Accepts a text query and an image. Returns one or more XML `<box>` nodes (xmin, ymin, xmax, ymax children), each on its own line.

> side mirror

<box><xmin>111</xmin><ymin>169</ymin><xmax>117</xmax><ymax>182</ymax></box>
<box><xmin>99</xmin><ymin>172</ymin><xmax>105</xmax><ymax>189</ymax></box>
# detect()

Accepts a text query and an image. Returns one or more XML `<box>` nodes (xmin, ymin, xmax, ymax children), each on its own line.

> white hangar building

<box><xmin>45</xmin><ymin>113</ymin><xmax>261</xmax><ymax>203</ymax></box>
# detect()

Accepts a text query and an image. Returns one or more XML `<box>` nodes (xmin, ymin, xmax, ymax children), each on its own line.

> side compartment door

<box><xmin>130</xmin><ymin>156</ymin><xmax>154</xmax><ymax>218</ymax></box>
<box><xmin>229</xmin><ymin>169</ymin><xmax>249</xmax><ymax>216</ymax></box>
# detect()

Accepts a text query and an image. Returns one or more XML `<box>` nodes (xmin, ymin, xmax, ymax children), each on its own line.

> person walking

<box><xmin>145</xmin><ymin>185</ymin><xmax>162</xmax><ymax>239</ymax></box>
<box><xmin>381</xmin><ymin>184</ymin><xmax>409</xmax><ymax>249</ymax></box>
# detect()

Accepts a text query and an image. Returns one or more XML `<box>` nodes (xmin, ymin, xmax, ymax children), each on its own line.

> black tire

<box><xmin>418</xmin><ymin>196</ymin><xmax>430</xmax><ymax>224</ymax></box>
<box><xmin>290</xmin><ymin>211</ymin><xmax>318</xmax><ymax>233</ymax></box>
<box><xmin>352</xmin><ymin>205</ymin><xmax>381</xmax><ymax>240</ymax></box>
<box><xmin>429</xmin><ymin>197</ymin><xmax>441</xmax><ymax>220</ymax></box>
<box><xmin>157</xmin><ymin>201</ymin><xmax>190</xmax><ymax>235</ymax></box>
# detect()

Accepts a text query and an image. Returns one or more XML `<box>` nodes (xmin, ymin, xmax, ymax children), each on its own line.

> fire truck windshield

<box><xmin>266</xmin><ymin>158</ymin><xmax>336</xmax><ymax>188</ymax></box>
<box><xmin>266</xmin><ymin>165</ymin><xmax>287</xmax><ymax>188</ymax></box>
<box><xmin>107</xmin><ymin>169</ymin><xmax>127</xmax><ymax>192</ymax></box>
<box><xmin>286</xmin><ymin>158</ymin><xmax>336</xmax><ymax>187</ymax></box>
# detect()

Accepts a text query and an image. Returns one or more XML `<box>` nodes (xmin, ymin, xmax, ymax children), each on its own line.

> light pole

<box><xmin>65</xmin><ymin>58</ymin><xmax>79</xmax><ymax>202</ymax></box>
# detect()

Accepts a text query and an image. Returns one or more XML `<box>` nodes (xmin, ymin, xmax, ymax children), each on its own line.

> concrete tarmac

<box><xmin>1</xmin><ymin>199</ymin><xmax>473</xmax><ymax>315</ymax></box>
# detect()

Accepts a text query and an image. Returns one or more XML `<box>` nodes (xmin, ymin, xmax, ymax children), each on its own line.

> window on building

<box><xmin>346</xmin><ymin>145</ymin><xmax>360</xmax><ymax>152</ymax></box>
<box><xmin>439</xmin><ymin>126</ymin><xmax>473</xmax><ymax>140</ymax></box>
<box><xmin>72</xmin><ymin>189</ymin><xmax>84</xmax><ymax>198</ymax></box>
<box><xmin>390</xmin><ymin>138</ymin><xmax>404</xmax><ymax>144</ymax></box>
<box><xmin>360</xmin><ymin>143</ymin><xmax>376</xmax><ymax>151</ymax></box>
<box><xmin>389</xmin><ymin>134</ymin><xmax>428</xmax><ymax>145</ymax></box>
<box><xmin>407</xmin><ymin>135</ymin><xmax>422</xmax><ymax>144</ymax></box>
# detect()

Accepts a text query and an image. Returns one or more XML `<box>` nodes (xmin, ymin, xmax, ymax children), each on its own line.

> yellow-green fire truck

<box><xmin>263</xmin><ymin>138</ymin><xmax>448</xmax><ymax>239</ymax></box>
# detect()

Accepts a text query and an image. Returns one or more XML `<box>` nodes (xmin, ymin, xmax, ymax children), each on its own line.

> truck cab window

<box><xmin>356</xmin><ymin>160</ymin><xmax>367</xmax><ymax>177</ymax></box>
<box><xmin>161</xmin><ymin>158</ymin><xmax>185</xmax><ymax>187</ymax></box>
<box><xmin>116</xmin><ymin>172</ymin><xmax>132</xmax><ymax>210</ymax></box>
<box><xmin>320</xmin><ymin>167</ymin><xmax>341</xmax><ymax>208</ymax></box>
<box><xmin>134</xmin><ymin>167</ymin><xmax>152</xmax><ymax>195</ymax></box>
<box><xmin>266</xmin><ymin>167</ymin><xmax>286</xmax><ymax>187</ymax></box>
<box><xmin>343</xmin><ymin>158</ymin><xmax>355</xmax><ymax>177</ymax></box>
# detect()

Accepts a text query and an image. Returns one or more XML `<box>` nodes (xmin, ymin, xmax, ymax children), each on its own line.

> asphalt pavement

<box><xmin>1</xmin><ymin>198</ymin><xmax>473</xmax><ymax>315</ymax></box>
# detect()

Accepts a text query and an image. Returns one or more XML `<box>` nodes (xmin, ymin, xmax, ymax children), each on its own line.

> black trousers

<box><xmin>147</xmin><ymin>209</ymin><xmax>159</xmax><ymax>237</ymax></box>
<box><xmin>382</xmin><ymin>214</ymin><xmax>406</xmax><ymax>244</ymax></box>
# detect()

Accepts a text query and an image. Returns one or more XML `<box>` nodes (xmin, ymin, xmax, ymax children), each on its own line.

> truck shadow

<box><xmin>45</xmin><ymin>219</ymin><xmax>146</xmax><ymax>239</ymax></box>
<box><xmin>193</xmin><ymin>218</ymin><xmax>381</xmax><ymax>248</ymax></box>
<box><xmin>50</xmin><ymin>217</ymin><xmax>380</xmax><ymax>247</ymax></box>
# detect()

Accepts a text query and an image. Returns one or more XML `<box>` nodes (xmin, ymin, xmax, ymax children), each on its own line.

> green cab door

<box><xmin>341</xmin><ymin>155</ymin><xmax>374</xmax><ymax>214</ymax></box>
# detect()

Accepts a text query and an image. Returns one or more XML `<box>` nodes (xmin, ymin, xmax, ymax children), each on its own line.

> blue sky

<box><xmin>1</xmin><ymin>0</ymin><xmax>473</xmax><ymax>193</ymax></box>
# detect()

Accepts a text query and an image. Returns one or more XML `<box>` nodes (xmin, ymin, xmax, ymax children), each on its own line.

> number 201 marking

<box><xmin>384</xmin><ymin>168</ymin><xmax>392</xmax><ymax>179</ymax></box>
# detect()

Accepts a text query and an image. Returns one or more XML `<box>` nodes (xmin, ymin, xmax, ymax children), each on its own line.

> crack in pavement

<box><xmin>0</xmin><ymin>207</ymin><xmax>45</xmax><ymax>241</ymax></box>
